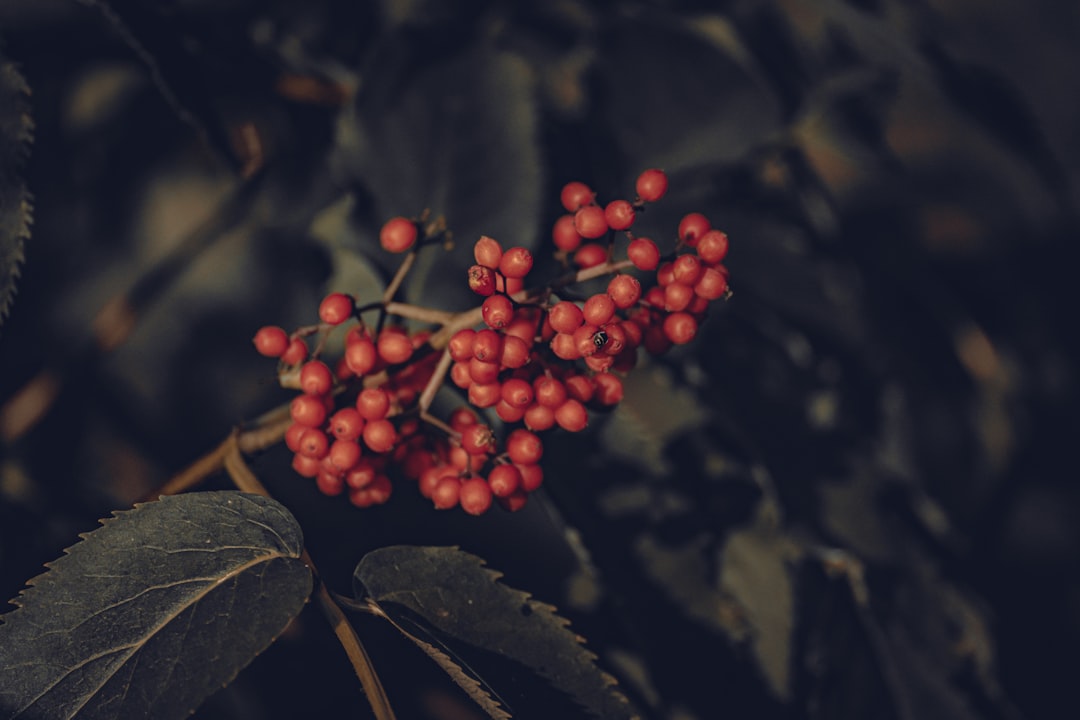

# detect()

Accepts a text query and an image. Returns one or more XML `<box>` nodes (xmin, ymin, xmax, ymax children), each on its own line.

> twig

<box><xmin>384</xmin><ymin>302</ymin><xmax>456</xmax><ymax>326</ymax></box>
<box><xmin>418</xmin><ymin>349</ymin><xmax>453</xmax><ymax>414</ymax></box>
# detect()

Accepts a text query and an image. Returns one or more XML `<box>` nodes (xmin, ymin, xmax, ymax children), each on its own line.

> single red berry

<box><xmin>501</xmin><ymin>377</ymin><xmax>534</xmax><ymax>408</ymax></box>
<box><xmin>496</xmin><ymin>398</ymin><xmax>527</xmax><ymax>423</ymax></box>
<box><xmin>345</xmin><ymin>460</ymin><xmax>377</xmax><ymax>489</ymax></box>
<box><xmin>487</xmin><ymin>464</ymin><xmax>522</xmax><ymax>497</ymax></box>
<box><xmin>291</xmin><ymin>394</ymin><xmax>328</xmax><ymax>428</ymax></box>
<box><xmin>432</xmin><ymin>476</ymin><xmax>462</xmax><ymax>509</ymax></box>
<box><xmin>319</xmin><ymin>292</ymin><xmax>354</xmax><ymax>325</ymax></box>
<box><xmin>380</xmin><ymin>216</ymin><xmax>418</xmax><ymax>253</ymax></box>
<box><xmin>696</xmin><ymin>229</ymin><xmax>729</xmax><ymax>265</ymax></box>
<box><xmin>459</xmin><ymin>477</ymin><xmax>494</xmax><ymax>515</ymax></box>
<box><xmin>564</xmin><ymin>374</ymin><xmax>596</xmax><ymax>403</ymax></box>
<box><xmin>534</xmin><ymin>376</ymin><xmax>568</xmax><ymax>408</ymax></box>
<box><xmin>503</xmin><ymin>308</ymin><xmax>539</xmax><ymax>343</ymax></box>
<box><xmin>604</xmin><ymin>199</ymin><xmax>636</xmax><ymax>231</ymax></box>
<box><xmin>298</xmin><ymin>428</ymin><xmax>330</xmax><ymax>459</ymax></box>
<box><xmin>472</xmin><ymin>328</ymin><xmax>503</xmax><ymax>362</ymax></box>
<box><xmin>574</xmin><ymin>205</ymin><xmax>609</xmax><ymax>239</ymax></box>
<box><xmin>524</xmin><ymin>402</ymin><xmax>556</xmax><ymax>431</ymax></box>
<box><xmin>328</xmin><ymin>438</ymin><xmax>362</xmax><ymax>471</ymax></box>
<box><xmin>330</xmin><ymin>408</ymin><xmax>365</xmax><ymax>441</ymax></box>
<box><xmin>253</xmin><ymin>326</ymin><xmax>289</xmax><ymax>357</ymax></box>
<box><xmin>585</xmin><ymin>354</ymin><xmax>615</xmax><ymax>372</ymax></box>
<box><xmin>366</xmin><ymin>475</ymin><xmax>393</xmax><ymax>505</ymax></box>
<box><xmin>572</xmin><ymin>323</ymin><xmax>602</xmax><ymax>358</ymax></box>
<box><xmin>344</xmin><ymin>336</ymin><xmax>377</xmax><ymax>376</ymax></box>
<box><xmin>450</xmin><ymin>361</ymin><xmax>473</xmax><ymax>389</ymax></box>
<box><xmin>583</xmin><ymin>293</ymin><xmax>616</xmax><ymax>326</ymax></box>
<box><xmin>678</xmin><ymin>212</ymin><xmax>710</xmax><ymax>246</ymax></box>
<box><xmin>548</xmin><ymin>301</ymin><xmax>584</xmax><ymax>334</ymax></box>
<box><xmin>285</xmin><ymin>422</ymin><xmax>308</xmax><ymax>453</ymax></box>
<box><xmin>560</xmin><ymin>181</ymin><xmax>595</xmax><ymax>212</ymax></box>
<box><xmin>621</xmin><ymin>318</ymin><xmax>644</xmax><ymax>348</ymax></box>
<box><xmin>468</xmin><ymin>381</ymin><xmax>502</xmax><ymax>408</ymax></box>
<box><xmin>448</xmin><ymin>328</ymin><xmax>477</xmax><ymax>362</ymax></box>
<box><xmin>419</xmin><ymin>465</ymin><xmax>454</xmax><ymax>499</ymax></box>
<box><xmin>461</xmin><ymin>424</ymin><xmax>496</xmax><ymax>455</ymax></box>
<box><xmin>498</xmin><ymin>490</ymin><xmax>529</xmax><ymax>512</ymax></box>
<box><xmin>468</xmin><ymin>264</ymin><xmax>497</xmax><ymax>296</ymax></box>
<box><xmin>664</xmin><ymin>282</ymin><xmax>695</xmax><ymax>312</ymax></box>
<box><xmin>292</xmin><ymin>452</ymin><xmax>321</xmax><ymax>478</ymax></box>
<box><xmin>694</xmin><ymin>267</ymin><xmax>729</xmax><ymax>300</ymax></box>
<box><xmin>574</xmin><ymin>243</ymin><xmax>608</xmax><ymax>268</ymax></box>
<box><xmin>377</xmin><ymin>328</ymin><xmax>413</xmax><ymax>364</ymax></box>
<box><xmin>449</xmin><ymin>445</ymin><xmax>486</xmax><ymax>472</ymax></box>
<box><xmin>280</xmin><ymin>337</ymin><xmax>309</xmax><ymax>366</ymax></box>
<box><xmin>299</xmin><ymin>360</ymin><xmax>334</xmax><ymax>396</ymax></box>
<box><xmin>362</xmin><ymin>418</ymin><xmax>398</xmax><ymax>453</ymax></box>
<box><xmin>643</xmin><ymin>286</ymin><xmax>666</xmax><ymax>308</ymax></box>
<box><xmin>607</xmin><ymin>274</ymin><xmax>642</xmax><ymax>309</ymax></box>
<box><xmin>663</xmin><ymin>312</ymin><xmax>698</xmax><ymax>344</ymax></box>
<box><xmin>593</xmin><ymin>372</ymin><xmax>624</xmax><ymax>405</ymax></box>
<box><xmin>468</xmin><ymin>357</ymin><xmax>500</xmax><ymax>385</ymax></box>
<box><xmin>482</xmin><ymin>294</ymin><xmax>515</xmax><ymax>329</ymax></box>
<box><xmin>656</xmin><ymin>261</ymin><xmax>675</xmax><ymax>286</ymax></box>
<box><xmin>550</xmin><ymin>332</ymin><xmax>581</xmax><ymax>360</ymax></box>
<box><xmin>635</xmin><ymin>168</ymin><xmax>668</xmax><ymax>203</ymax></box>
<box><xmin>552</xmin><ymin>214</ymin><xmax>583</xmax><ymax>252</ymax></box>
<box><xmin>499</xmin><ymin>335</ymin><xmax>531</xmax><ymax>369</ymax></box>
<box><xmin>672</xmin><ymin>254</ymin><xmax>704</xmax><ymax>285</ymax></box>
<box><xmin>506</xmin><ymin>429</ymin><xmax>543</xmax><ymax>465</ymax></box>
<box><xmin>499</xmin><ymin>247</ymin><xmax>533</xmax><ymax>279</ymax></box>
<box><xmin>554</xmin><ymin>398</ymin><xmax>588</xmax><ymax>431</ymax></box>
<box><xmin>316</xmin><ymin>471</ymin><xmax>345</xmax><ymax>496</ymax></box>
<box><xmin>627</xmin><ymin>237</ymin><xmax>660</xmax><ymax>271</ymax></box>
<box><xmin>600</xmin><ymin>321</ymin><xmax>627</xmax><ymax>356</ymax></box>
<box><xmin>517</xmin><ymin>463</ymin><xmax>544</xmax><ymax>492</ymax></box>
<box><xmin>356</xmin><ymin>387</ymin><xmax>391</xmax><ymax>420</ymax></box>
<box><xmin>473</xmin><ymin>235</ymin><xmax>503</xmax><ymax>269</ymax></box>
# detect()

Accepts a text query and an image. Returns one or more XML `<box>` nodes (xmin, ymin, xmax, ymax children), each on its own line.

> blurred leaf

<box><xmin>355</xmin><ymin>545</ymin><xmax>639</xmax><ymax>720</ymax></box>
<box><xmin>0</xmin><ymin>492</ymin><xmax>312</xmax><ymax>720</ymax></box>
<box><xmin>0</xmin><ymin>46</ymin><xmax>32</xmax><ymax>328</ymax></box>
<box><xmin>339</xmin><ymin>46</ymin><xmax>542</xmax><ymax>308</ymax></box>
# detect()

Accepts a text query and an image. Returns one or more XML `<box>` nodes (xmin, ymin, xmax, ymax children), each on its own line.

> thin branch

<box><xmin>383</xmin><ymin>251</ymin><xmax>418</xmax><ymax>304</ymax></box>
<box><xmin>384</xmin><ymin>302</ymin><xmax>456</xmax><ymax>326</ymax></box>
<box><xmin>418</xmin><ymin>349</ymin><xmax>453</xmax><ymax>414</ymax></box>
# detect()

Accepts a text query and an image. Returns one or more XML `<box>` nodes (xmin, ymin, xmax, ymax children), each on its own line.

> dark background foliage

<box><xmin>1</xmin><ymin>0</ymin><xmax>1077</xmax><ymax>718</ymax></box>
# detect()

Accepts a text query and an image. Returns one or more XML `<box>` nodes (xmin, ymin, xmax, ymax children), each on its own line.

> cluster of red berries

<box><xmin>252</xmin><ymin>169</ymin><xmax>731</xmax><ymax>514</ymax></box>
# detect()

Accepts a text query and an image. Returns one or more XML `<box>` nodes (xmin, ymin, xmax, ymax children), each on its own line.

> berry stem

<box><xmin>383</xmin><ymin>302</ymin><xmax>456</xmax><ymax>326</ymax></box>
<box><xmin>418</xmin><ymin>348</ymin><xmax>453</xmax><ymax>414</ymax></box>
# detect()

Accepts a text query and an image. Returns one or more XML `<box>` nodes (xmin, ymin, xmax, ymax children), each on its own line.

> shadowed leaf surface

<box><xmin>0</xmin><ymin>492</ymin><xmax>311</xmax><ymax>720</ymax></box>
<box><xmin>355</xmin><ymin>545</ymin><xmax>638</xmax><ymax>720</ymax></box>
<box><xmin>0</xmin><ymin>46</ymin><xmax>32</xmax><ymax>327</ymax></box>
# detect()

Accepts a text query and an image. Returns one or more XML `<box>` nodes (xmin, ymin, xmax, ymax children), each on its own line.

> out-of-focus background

<box><xmin>1</xmin><ymin>1</ymin><xmax>1077</xmax><ymax>718</ymax></box>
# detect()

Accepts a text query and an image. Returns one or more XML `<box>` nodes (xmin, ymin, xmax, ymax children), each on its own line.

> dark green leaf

<box><xmin>0</xmin><ymin>46</ymin><xmax>32</xmax><ymax>328</ymax></box>
<box><xmin>355</xmin><ymin>545</ymin><xmax>638</xmax><ymax>720</ymax></box>
<box><xmin>0</xmin><ymin>491</ymin><xmax>312</xmax><ymax>720</ymax></box>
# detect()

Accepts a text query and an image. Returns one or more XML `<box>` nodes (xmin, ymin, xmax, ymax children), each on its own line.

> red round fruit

<box><xmin>499</xmin><ymin>335</ymin><xmax>531</xmax><ymax>369</ymax></box>
<box><xmin>678</xmin><ymin>212</ymin><xmax>710</xmax><ymax>246</ymax></box>
<box><xmin>319</xmin><ymin>292</ymin><xmax>354</xmax><ymax>325</ymax></box>
<box><xmin>316</xmin><ymin>471</ymin><xmax>345</xmax><ymax>496</ymax></box>
<box><xmin>468</xmin><ymin>357</ymin><xmax>500</xmax><ymax>385</ymax></box>
<box><xmin>330</xmin><ymin>408</ymin><xmax>365</xmax><ymax>441</ymax></box>
<box><xmin>663</xmin><ymin>312</ymin><xmax>698</xmax><ymax>344</ymax></box>
<box><xmin>292</xmin><ymin>452</ymin><xmax>321</xmax><ymax>478</ymax></box>
<box><xmin>506</xmin><ymin>429</ymin><xmax>543</xmax><ymax>465</ymax></box>
<box><xmin>380</xmin><ymin>216</ymin><xmax>418</xmax><ymax>253</ymax></box>
<box><xmin>694</xmin><ymin>267</ymin><xmax>729</xmax><ymax>300</ymax></box>
<box><xmin>499</xmin><ymin>490</ymin><xmax>529</xmax><ymax>512</ymax></box>
<box><xmin>467</xmin><ymin>382</ymin><xmax>502</xmax><ymax>408</ymax></box>
<box><xmin>356</xmin><ymin>387</ymin><xmax>391</xmax><ymax>420</ymax></box>
<box><xmin>574</xmin><ymin>243</ymin><xmax>608</xmax><ymax>268</ymax></box>
<box><xmin>583</xmin><ymin>293</ymin><xmax>616</xmax><ymax>326</ymax></box>
<box><xmin>461</xmin><ymin>424</ymin><xmax>496</xmax><ymax>455</ymax></box>
<box><xmin>560</xmin><ymin>181</ymin><xmax>595</xmax><ymax>212</ymax></box>
<box><xmin>450</xmin><ymin>406</ymin><xmax>479</xmax><ymax>430</ymax></box>
<box><xmin>554</xmin><ymin>398</ymin><xmax>588</xmax><ymax>431</ymax></box>
<box><xmin>299</xmin><ymin>360</ymin><xmax>334</xmax><ymax>396</ymax></box>
<box><xmin>696</xmin><ymin>229</ymin><xmax>729</xmax><ymax>264</ymax></box>
<box><xmin>607</xmin><ymin>274</ymin><xmax>642</xmax><ymax>309</ymax></box>
<box><xmin>656</xmin><ymin>261</ymin><xmax>675</xmax><ymax>286</ymax></box>
<box><xmin>290</xmin><ymin>394</ymin><xmax>327</xmax><ymax>428</ymax></box>
<box><xmin>450</xmin><ymin>361</ymin><xmax>473</xmax><ymax>388</ymax></box>
<box><xmin>362</xmin><ymin>418</ymin><xmax>398</xmax><ymax>453</ymax></box>
<box><xmin>459</xmin><ymin>477</ymin><xmax>494</xmax><ymax>515</ymax></box>
<box><xmin>604</xmin><ymin>199</ymin><xmax>636</xmax><ymax>231</ymax></box>
<box><xmin>517</xmin><ymin>463</ymin><xmax>544</xmax><ymax>492</ymax></box>
<box><xmin>574</xmin><ymin>205</ymin><xmax>609</xmax><ymax>239</ymax></box>
<box><xmin>328</xmin><ymin>439</ymin><xmax>362</xmax><ymax>471</ymax></box>
<box><xmin>448</xmin><ymin>328</ymin><xmax>476</xmax><ymax>362</ymax></box>
<box><xmin>552</xmin><ymin>214</ymin><xmax>582</xmax><ymax>252</ymax></box>
<box><xmin>627</xmin><ymin>237</ymin><xmax>660</xmax><ymax>271</ymax></box>
<box><xmin>253</xmin><ymin>326</ymin><xmax>289</xmax><ymax>357</ymax></box>
<box><xmin>487</xmin><ymin>464</ymin><xmax>522</xmax><ymax>497</ymax></box>
<box><xmin>572</xmin><ymin>323</ymin><xmax>602</xmax><ymax>358</ymax></box>
<box><xmin>377</xmin><ymin>328</ymin><xmax>413</xmax><ymax>364</ymax></box>
<box><xmin>550</xmin><ymin>332</ymin><xmax>581</xmax><ymax>360</ymax></box>
<box><xmin>672</xmin><ymin>254</ymin><xmax>704</xmax><ymax>285</ymax></box>
<box><xmin>496</xmin><ymin>399</ymin><xmax>527</xmax><ymax>423</ymax></box>
<box><xmin>285</xmin><ymin>422</ymin><xmax>307</xmax><ymax>453</ymax></box>
<box><xmin>499</xmin><ymin>247</ymin><xmax>533</xmax><ymax>279</ymax></box>
<box><xmin>280</xmin><ymin>337</ymin><xmax>309</xmax><ymax>366</ymax></box>
<box><xmin>664</xmin><ymin>282</ymin><xmax>694</xmax><ymax>312</ymax></box>
<box><xmin>344</xmin><ymin>337</ymin><xmax>377</xmax><ymax>376</ymax></box>
<box><xmin>534</xmin><ymin>376</ymin><xmax>568</xmax><ymax>408</ymax></box>
<box><xmin>600</xmin><ymin>321</ymin><xmax>627</xmax><ymax>356</ymax></box>
<box><xmin>564</xmin><ymin>374</ymin><xmax>595</xmax><ymax>403</ymax></box>
<box><xmin>548</xmin><ymin>301</ymin><xmax>584</xmax><ymax>334</ymax></box>
<box><xmin>298</xmin><ymin>428</ymin><xmax>330</xmax><ymax>459</ymax></box>
<box><xmin>482</xmin><ymin>294</ymin><xmax>514</xmax><ymax>329</ymax></box>
<box><xmin>432</xmin><ymin>476</ymin><xmax>462</xmax><ymax>509</ymax></box>
<box><xmin>523</xmin><ymin>402</ymin><xmax>556</xmax><ymax>431</ymax></box>
<box><xmin>473</xmin><ymin>235</ymin><xmax>503</xmax><ymax>269</ymax></box>
<box><xmin>593</xmin><ymin>372</ymin><xmax>624</xmax><ymax>405</ymax></box>
<box><xmin>468</xmin><ymin>264</ymin><xmax>497</xmax><ymax>296</ymax></box>
<box><xmin>472</xmin><ymin>328</ymin><xmax>503</xmax><ymax>362</ymax></box>
<box><xmin>635</xmin><ymin>168</ymin><xmax>668</xmax><ymax>203</ymax></box>
<box><xmin>501</xmin><ymin>377</ymin><xmax>534</xmax><ymax>408</ymax></box>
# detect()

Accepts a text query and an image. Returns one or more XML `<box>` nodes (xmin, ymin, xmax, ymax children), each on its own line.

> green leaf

<box><xmin>0</xmin><ymin>46</ymin><xmax>32</xmax><ymax>328</ymax></box>
<box><xmin>0</xmin><ymin>492</ymin><xmax>312</xmax><ymax>720</ymax></box>
<box><xmin>354</xmin><ymin>545</ymin><xmax>639</xmax><ymax>720</ymax></box>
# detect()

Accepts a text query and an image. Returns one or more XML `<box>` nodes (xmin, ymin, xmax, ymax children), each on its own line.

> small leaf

<box><xmin>0</xmin><ymin>46</ymin><xmax>33</xmax><ymax>327</ymax></box>
<box><xmin>355</xmin><ymin>545</ymin><xmax>639</xmax><ymax>720</ymax></box>
<box><xmin>0</xmin><ymin>491</ymin><xmax>312</xmax><ymax>720</ymax></box>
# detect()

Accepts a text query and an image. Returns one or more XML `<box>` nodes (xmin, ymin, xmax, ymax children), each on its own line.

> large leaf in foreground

<box><xmin>0</xmin><ymin>47</ymin><xmax>32</xmax><ymax>327</ymax></box>
<box><xmin>355</xmin><ymin>545</ymin><xmax>638</xmax><ymax>720</ymax></box>
<box><xmin>0</xmin><ymin>491</ymin><xmax>312</xmax><ymax>720</ymax></box>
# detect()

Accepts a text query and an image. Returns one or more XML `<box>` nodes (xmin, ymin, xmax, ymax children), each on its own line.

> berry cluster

<box><xmin>253</xmin><ymin>170</ymin><xmax>731</xmax><ymax>514</ymax></box>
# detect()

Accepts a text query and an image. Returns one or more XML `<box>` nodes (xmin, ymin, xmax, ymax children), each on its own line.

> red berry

<box><xmin>552</xmin><ymin>214</ymin><xmax>582</xmax><ymax>252</ymax></box>
<box><xmin>506</xmin><ymin>429</ymin><xmax>543</xmax><ymax>465</ymax></box>
<box><xmin>548</xmin><ymin>301</ymin><xmax>584</xmax><ymax>334</ymax></box>
<box><xmin>377</xmin><ymin>328</ymin><xmax>413</xmax><ymax>364</ymax></box>
<box><xmin>583</xmin><ymin>293</ymin><xmax>616</xmax><ymax>326</ymax></box>
<box><xmin>627</xmin><ymin>237</ymin><xmax>660</xmax><ymax>271</ymax></box>
<box><xmin>696</xmin><ymin>229</ymin><xmax>729</xmax><ymax>265</ymax></box>
<box><xmin>280</xmin><ymin>337</ymin><xmax>309</xmax><ymax>366</ymax></box>
<box><xmin>663</xmin><ymin>312</ymin><xmax>698</xmax><ymax>344</ymax></box>
<box><xmin>459</xmin><ymin>478</ymin><xmax>493</xmax><ymax>515</ymax></box>
<box><xmin>473</xmin><ymin>236</ymin><xmax>503</xmax><ymax>269</ymax></box>
<box><xmin>572</xmin><ymin>323</ymin><xmax>602</xmax><ymax>358</ymax></box>
<box><xmin>501</xmin><ymin>377</ymin><xmax>534</xmax><ymax>408</ymax></box>
<box><xmin>285</xmin><ymin>422</ymin><xmax>308</xmax><ymax>453</ymax></box>
<box><xmin>584</xmin><ymin>354</ymin><xmax>615</xmax><ymax>372</ymax></box>
<box><xmin>292</xmin><ymin>452</ymin><xmax>321</xmax><ymax>478</ymax></box>
<box><xmin>678</xmin><ymin>213</ymin><xmax>710</xmax><ymax>246</ymax></box>
<box><xmin>329</xmin><ymin>408</ymin><xmax>364</xmax><ymax>441</ymax></box>
<box><xmin>298</xmin><ymin>428</ymin><xmax>330</xmax><ymax>459</ymax></box>
<box><xmin>656</xmin><ymin>261</ymin><xmax>675</xmax><ymax>286</ymax></box>
<box><xmin>450</xmin><ymin>361</ymin><xmax>473</xmax><ymax>388</ymax></box>
<box><xmin>499</xmin><ymin>335</ymin><xmax>531</xmax><ymax>369</ymax></box>
<box><xmin>635</xmin><ymin>168</ymin><xmax>668</xmax><ymax>203</ymax></box>
<box><xmin>593</xmin><ymin>372</ymin><xmax>624</xmax><ymax>405</ymax></box>
<box><xmin>503</xmin><ymin>309</ymin><xmax>539</xmax><ymax>344</ymax></box>
<box><xmin>664</xmin><ymin>282</ymin><xmax>695</xmax><ymax>312</ymax></box>
<box><xmin>319</xmin><ymin>292</ymin><xmax>354</xmax><ymax>325</ymax></box>
<box><xmin>432</xmin><ymin>476</ymin><xmax>462</xmax><ymax>509</ymax></box>
<box><xmin>366</xmin><ymin>475</ymin><xmax>393</xmax><ymax>505</ymax></box>
<box><xmin>560</xmin><ymin>181</ymin><xmax>594</xmax><ymax>212</ymax></box>
<box><xmin>461</xmin><ymin>424</ymin><xmax>496</xmax><ymax>455</ymax></box>
<box><xmin>316</xmin><ymin>471</ymin><xmax>345</xmax><ymax>496</ymax></box>
<box><xmin>345</xmin><ymin>461</ymin><xmax>377</xmax><ymax>490</ymax></box>
<box><xmin>487</xmin><ymin>464</ymin><xmax>522</xmax><ymax>497</ymax></box>
<box><xmin>467</xmin><ymin>382</ymin><xmax>502</xmax><ymax>408</ymax></box>
<box><xmin>356</xmin><ymin>387</ymin><xmax>391</xmax><ymax>420</ymax></box>
<box><xmin>534</xmin><ymin>376</ymin><xmax>568</xmax><ymax>408</ymax></box>
<box><xmin>599</xmin><ymin>321</ymin><xmax>627</xmax><ymax>356</ymax></box>
<box><xmin>495</xmin><ymin>399</ymin><xmax>527</xmax><ymax>423</ymax></box>
<box><xmin>604</xmin><ymin>199</ymin><xmax>636</xmax><ymax>231</ymax></box>
<box><xmin>328</xmin><ymin>438</ymin><xmax>362</xmax><ymax>471</ymax></box>
<box><xmin>300</xmin><ymin>360</ymin><xmax>334</xmax><ymax>396</ymax></box>
<box><xmin>362</xmin><ymin>418</ymin><xmax>398</xmax><ymax>453</ymax></box>
<box><xmin>672</xmin><ymin>254</ymin><xmax>704</xmax><ymax>285</ymax></box>
<box><xmin>498</xmin><ymin>490</ymin><xmax>529</xmax><ymax>512</ymax></box>
<box><xmin>448</xmin><ymin>328</ymin><xmax>476</xmax><ymax>362</ymax></box>
<box><xmin>482</xmin><ymin>294</ymin><xmax>514</xmax><ymax>329</ymax></box>
<box><xmin>607</xmin><ymin>274</ymin><xmax>642</xmax><ymax>309</ymax></box>
<box><xmin>472</xmin><ymin>328</ymin><xmax>503</xmax><ymax>362</ymax></box>
<box><xmin>574</xmin><ymin>243</ymin><xmax>608</xmax><ymax>268</ymax></box>
<box><xmin>344</xmin><ymin>336</ymin><xmax>377</xmax><ymax>376</ymax></box>
<box><xmin>574</xmin><ymin>205</ymin><xmax>608</xmax><ymax>239</ymax></box>
<box><xmin>549</xmin><ymin>332</ymin><xmax>581</xmax><ymax>360</ymax></box>
<box><xmin>468</xmin><ymin>357</ymin><xmax>500</xmax><ymax>385</ymax></box>
<box><xmin>564</xmin><ymin>374</ymin><xmax>596</xmax><ymax>403</ymax></box>
<box><xmin>694</xmin><ymin>267</ymin><xmax>729</xmax><ymax>300</ymax></box>
<box><xmin>554</xmin><ymin>398</ymin><xmax>588</xmax><ymax>431</ymax></box>
<box><xmin>523</xmin><ymin>402</ymin><xmax>556</xmax><ymax>431</ymax></box>
<box><xmin>499</xmin><ymin>247</ymin><xmax>533</xmax><ymax>279</ymax></box>
<box><xmin>450</xmin><ymin>406</ymin><xmax>479</xmax><ymax>431</ymax></box>
<box><xmin>291</xmin><ymin>394</ymin><xmax>327</xmax><ymax>427</ymax></box>
<box><xmin>253</xmin><ymin>326</ymin><xmax>289</xmax><ymax>357</ymax></box>
<box><xmin>643</xmin><ymin>286</ymin><xmax>666</xmax><ymax>308</ymax></box>
<box><xmin>468</xmin><ymin>264</ymin><xmax>497</xmax><ymax>296</ymax></box>
<box><xmin>517</xmin><ymin>463</ymin><xmax>544</xmax><ymax>492</ymax></box>
<box><xmin>380</xmin><ymin>216</ymin><xmax>418</xmax><ymax>253</ymax></box>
